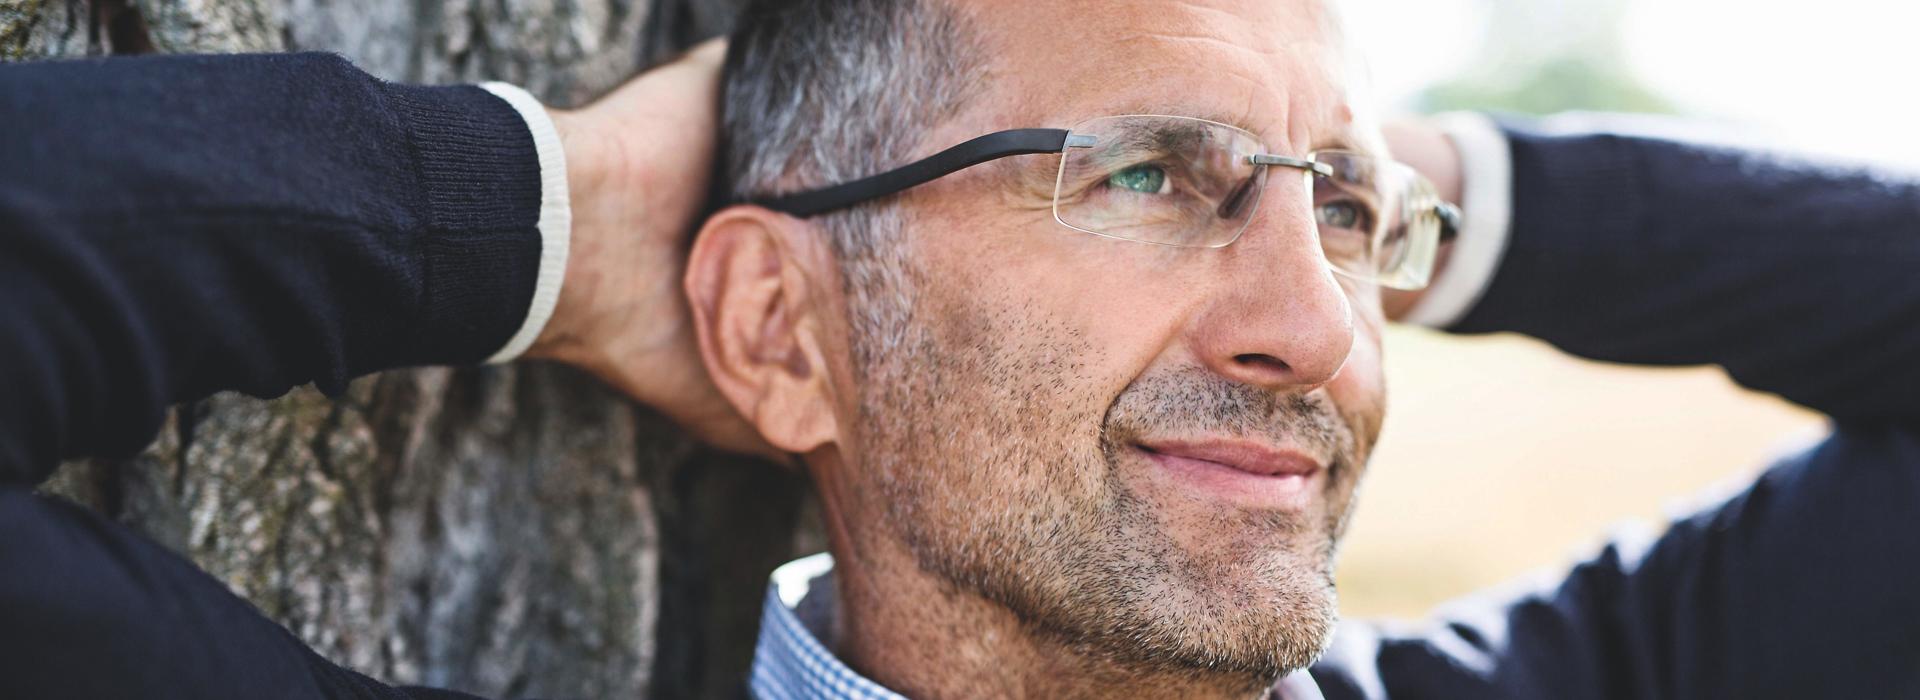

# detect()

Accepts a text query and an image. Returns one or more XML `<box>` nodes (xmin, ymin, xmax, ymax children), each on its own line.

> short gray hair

<box><xmin>720</xmin><ymin>0</ymin><xmax>984</xmax><ymax>367</ymax></box>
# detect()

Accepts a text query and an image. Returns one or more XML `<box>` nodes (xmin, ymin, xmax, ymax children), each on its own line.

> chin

<box><xmin>1037</xmin><ymin>482</ymin><xmax>1344</xmax><ymax>681</ymax></box>
<box><xmin>1083</xmin><ymin>556</ymin><xmax>1341</xmax><ymax>684</ymax></box>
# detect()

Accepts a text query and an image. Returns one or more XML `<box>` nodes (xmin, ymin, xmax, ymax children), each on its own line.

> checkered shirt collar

<box><xmin>747</xmin><ymin>553</ymin><xmax>1324</xmax><ymax>700</ymax></box>
<box><xmin>749</xmin><ymin>553</ymin><xmax>902</xmax><ymax>700</ymax></box>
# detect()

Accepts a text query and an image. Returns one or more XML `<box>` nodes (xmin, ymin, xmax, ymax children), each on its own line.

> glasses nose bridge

<box><xmin>1225</xmin><ymin>160</ymin><xmax>1321</xmax><ymax>252</ymax></box>
<box><xmin>1248</xmin><ymin>153</ymin><xmax>1333</xmax><ymax>178</ymax></box>
<box><xmin>1213</xmin><ymin>149</ymin><xmax>1328</xmax><ymax>242</ymax></box>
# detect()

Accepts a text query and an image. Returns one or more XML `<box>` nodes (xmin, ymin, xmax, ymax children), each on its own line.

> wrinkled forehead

<box><xmin>952</xmin><ymin>0</ymin><xmax>1374</xmax><ymax>155</ymax></box>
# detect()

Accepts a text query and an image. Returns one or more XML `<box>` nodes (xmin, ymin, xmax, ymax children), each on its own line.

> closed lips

<box><xmin>1134</xmin><ymin>438</ymin><xmax>1322</xmax><ymax>477</ymax></box>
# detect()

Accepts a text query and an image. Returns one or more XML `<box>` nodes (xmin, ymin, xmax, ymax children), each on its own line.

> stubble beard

<box><xmin>849</xmin><ymin>269</ymin><xmax>1362</xmax><ymax>693</ymax></box>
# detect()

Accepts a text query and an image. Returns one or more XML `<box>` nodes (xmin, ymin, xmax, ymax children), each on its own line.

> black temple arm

<box><xmin>749</xmin><ymin>128</ymin><xmax>1072</xmax><ymax>217</ymax></box>
<box><xmin>1436</xmin><ymin>201</ymin><xmax>1462</xmax><ymax>242</ymax></box>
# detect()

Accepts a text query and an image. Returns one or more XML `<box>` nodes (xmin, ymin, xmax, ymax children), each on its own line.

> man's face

<box><xmin>826</xmin><ymin>0</ymin><xmax>1385</xmax><ymax>682</ymax></box>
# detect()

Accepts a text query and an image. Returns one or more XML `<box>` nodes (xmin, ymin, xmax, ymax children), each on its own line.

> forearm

<box><xmin>1431</xmin><ymin>116</ymin><xmax>1920</xmax><ymax>423</ymax></box>
<box><xmin>0</xmin><ymin>53</ymin><xmax>555</xmax><ymax>482</ymax></box>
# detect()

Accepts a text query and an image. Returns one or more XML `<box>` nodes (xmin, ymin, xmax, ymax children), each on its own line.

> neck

<box><xmin>824</xmin><ymin>536</ymin><xmax>1275</xmax><ymax>700</ymax></box>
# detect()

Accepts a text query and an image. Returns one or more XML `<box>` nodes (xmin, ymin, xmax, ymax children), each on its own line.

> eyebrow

<box><xmin>1313</xmin><ymin>136</ymin><xmax>1375</xmax><ymax>158</ymax></box>
<box><xmin>1104</xmin><ymin>119</ymin><xmax>1219</xmax><ymax>153</ymax></box>
<box><xmin>1109</xmin><ymin>105</ymin><xmax>1260</xmax><ymax>136</ymax></box>
<box><xmin>1092</xmin><ymin>105</ymin><xmax>1372</xmax><ymax>157</ymax></box>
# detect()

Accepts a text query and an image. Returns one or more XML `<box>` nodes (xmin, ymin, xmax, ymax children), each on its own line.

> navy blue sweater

<box><xmin>1311</xmin><ymin>124</ymin><xmax>1920</xmax><ymax>699</ymax></box>
<box><xmin>1</xmin><ymin>53</ymin><xmax>1916</xmax><ymax>699</ymax></box>
<box><xmin>0</xmin><ymin>52</ymin><xmax>541</xmax><ymax>482</ymax></box>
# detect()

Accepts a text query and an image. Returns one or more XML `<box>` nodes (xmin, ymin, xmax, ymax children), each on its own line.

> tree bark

<box><xmin>3</xmin><ymin>2</ymin><xmax>806</xmax><ymax>698</ymax></box>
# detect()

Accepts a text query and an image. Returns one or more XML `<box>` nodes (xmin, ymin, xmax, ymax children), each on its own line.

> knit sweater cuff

<box><xmin>379</xmin><ymin>82</ymin><xmax>544</xmax><ymax>366</ymax></box>
<box><xmin>478</xmin><ymin>83</ymin><xmax>571</xmax><ymax>364</ymax></box>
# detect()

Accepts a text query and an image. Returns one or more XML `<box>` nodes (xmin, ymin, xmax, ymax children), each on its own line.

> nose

<box><xmin>1188</xmin><ymin>206</ymin><xmax>1355</xmax><ymax>391</ymax></box>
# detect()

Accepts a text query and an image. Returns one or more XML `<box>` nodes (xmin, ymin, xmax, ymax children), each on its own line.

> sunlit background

<box><xmin>1333</xmin><ymin>0</ymin><xmax>1916</xmax><ymax>619</ymax></box>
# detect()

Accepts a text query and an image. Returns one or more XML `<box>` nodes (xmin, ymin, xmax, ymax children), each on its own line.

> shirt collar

<box><xmin>748</xmin><ymin>553</ymin><xmax>1325</xmax><ymax>700</ymax></box>
<box><xmin>750</xmin><ymin>553</ymin><xmax>905</xmax><ymax>700</ymax></box>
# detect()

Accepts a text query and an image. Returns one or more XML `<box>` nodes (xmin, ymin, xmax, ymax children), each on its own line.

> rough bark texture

<box><xmin>4</xmin><ymin>1</ymin><xmax>808</xmax><ymax>698</ymax></box>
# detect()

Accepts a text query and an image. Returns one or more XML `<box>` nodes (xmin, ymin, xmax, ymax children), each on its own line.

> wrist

<box><xmin>527</xmin><ymin>102</ymin><xmax>689</xmax><ymax>384</ymax></box>
<box><xmin>521</xmin><ymin>41</ymin><xmax>730</xmax><ymax>433</ymax></box>
<box><xmin>528</xmin><ymin>107</ymin><xmax>611</xmax><ymax>364</ymax></box>
<box><xmin>468</xmin><ymin>83</ymin><xmax>576</xmax><ymax>364</ymax></box>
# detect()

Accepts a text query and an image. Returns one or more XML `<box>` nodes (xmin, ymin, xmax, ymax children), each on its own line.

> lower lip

<box><xmin>1137</xmin><ymin>447</ymin><xmax>1320</xmax><ymax>511</ymax></box>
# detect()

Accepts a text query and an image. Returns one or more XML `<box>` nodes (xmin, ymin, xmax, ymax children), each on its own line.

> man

<box><xmin>697</xmin><ymin>0</ymin><xmax>1920</xmax><ymax>698</ymax></box>
<box><xmin>0</xmin><ymin>3</ymin><xmax>1914</xmax><ymax>700</ymax></box>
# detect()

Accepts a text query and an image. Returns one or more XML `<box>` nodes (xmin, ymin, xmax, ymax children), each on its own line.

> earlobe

<box><xmin>685</xmin><ymin>207</ymin><xmax>841</xmax><ymax>456</ymax></box>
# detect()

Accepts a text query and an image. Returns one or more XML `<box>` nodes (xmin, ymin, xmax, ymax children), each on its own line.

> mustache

<box><xmin>1099</xmin><ymin>367</ymin><xmax>1351</xmax><ymax>464</ymax></box>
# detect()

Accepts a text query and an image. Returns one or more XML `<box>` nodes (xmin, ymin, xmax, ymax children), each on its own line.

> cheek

<box><xmin>858</xmin><ymin>281</ymin><xmax>1120</xmax><ymax>550</ymax></box>
<box><xmin>920</xmin><ymin>250</ymin><xmax>1185</xmax><ymax>480</ymax></box>
<box><xmin>1043</xmin><ymin>245</ymin><xmax>1201</xmax><ymax>358</ymax></box>
<box><xmin>949</xmin><ymin>229</ymin><xmax>1198</xmax><ymax>405</ymax></box>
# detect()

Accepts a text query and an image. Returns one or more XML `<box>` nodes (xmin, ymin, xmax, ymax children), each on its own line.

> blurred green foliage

<box><xmin>1417</xmin><ymin>0</ymin><xmax>1675</xmax><ymax>116</ymax></box>
<box><xmin>1423</xmin><ymin>54</ymin><xmax>1674</xmax><ymax>115</ymax></box>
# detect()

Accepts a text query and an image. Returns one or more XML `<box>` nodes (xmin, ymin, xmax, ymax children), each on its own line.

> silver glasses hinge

<box><xmin>1064</xmin><ymin>134</ymin><xmax>1099</xmax><ymax>149</ymax></box>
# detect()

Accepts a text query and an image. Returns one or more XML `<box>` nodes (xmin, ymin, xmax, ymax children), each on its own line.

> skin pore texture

<box><xmin>689</xmin><ymin>0</ymin><xmax>1392</xmax><ymax>697</ymax></box>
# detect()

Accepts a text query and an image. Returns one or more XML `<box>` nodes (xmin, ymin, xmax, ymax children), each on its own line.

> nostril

<box><xmin>1233</xmin><ymin>353</ymin><xmax>1290</xmax><ymax>374</ymax></box>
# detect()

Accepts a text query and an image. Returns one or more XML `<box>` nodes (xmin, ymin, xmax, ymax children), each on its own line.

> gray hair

<box><xmin>720</xmin><ymin>0</ymin><xmax>984</xmax><ymax>365</ymax></box>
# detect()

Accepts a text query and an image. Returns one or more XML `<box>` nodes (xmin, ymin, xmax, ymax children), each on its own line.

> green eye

<box><xmin>1107</xmin><ymin>165</ymin><xmax>1169</xmax><ymax>194</ymax></box>
<box><xmin>1316</xmin><ymin>201</ymin><xmax>1367</xmax><ymax>231</ymax></box>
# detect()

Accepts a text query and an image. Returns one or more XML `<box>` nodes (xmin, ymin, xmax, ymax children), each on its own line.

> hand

<box><xmin>528</xmin><ymin>41</ymin><xmax>784</xmax><ymax>463</ymax></box>
<box><xmin>1380</xmin><ymin>117</ymin><xmax>1465</xmax><ymax>321</ymax></box>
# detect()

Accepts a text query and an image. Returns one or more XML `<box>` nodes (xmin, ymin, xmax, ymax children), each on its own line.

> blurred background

<box><xmin>1334</xmin><ymin>0</ymin><xmax>1916</xmax><ymax>619</ymax></box>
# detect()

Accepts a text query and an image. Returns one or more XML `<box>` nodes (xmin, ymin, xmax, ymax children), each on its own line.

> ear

<box><xmin>685</xmin><ymin>206</ymin><xmax>842</xmax><ymax>456</ymax></box>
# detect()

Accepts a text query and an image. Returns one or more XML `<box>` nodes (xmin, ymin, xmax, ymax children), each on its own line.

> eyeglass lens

<box><xmin>1052</xmin><ymin>115</ymin><xmax>1445</xmax><ymax>290</ymax></box>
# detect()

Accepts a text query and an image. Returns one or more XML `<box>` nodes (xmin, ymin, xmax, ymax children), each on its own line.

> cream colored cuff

<box><xmin>1401</xmin><ymin>112</ymin><xmax>1513</xmax><ymax>329</ymax></box>
<box><xmin>478</xmin><ymin>82</ymin><xmax>572</xmax><ymax>363</ymax></box>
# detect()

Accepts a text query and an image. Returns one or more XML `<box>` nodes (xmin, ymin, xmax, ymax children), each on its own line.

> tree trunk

<box><xmin>2</xmin><ymin>2</ymin><xmax>810</xmax><ymax>698</ymax></box>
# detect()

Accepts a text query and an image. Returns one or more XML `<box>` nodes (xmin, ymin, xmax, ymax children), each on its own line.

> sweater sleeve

<box><xmin>0</xmin><ymin>52</ymin><xmax>548</xmax><ymax>484</ymax></box>
<box><xmin>1312</xmin><ymin>426</ymin><xmax>1920</xmax><ymax>699</ymax></box>
<box><xmin>1445</xmin><ymin>116</ymin><xmax>1920</xmax><ymax>426</ymax></box>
